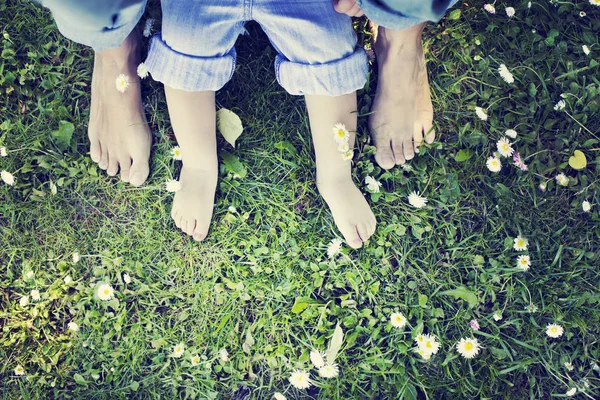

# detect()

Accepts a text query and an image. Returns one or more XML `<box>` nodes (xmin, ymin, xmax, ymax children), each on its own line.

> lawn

<box><xmin>1</xmin><ymin>0</ymin><xmax>599</xmax><ymax>398</ymax></box>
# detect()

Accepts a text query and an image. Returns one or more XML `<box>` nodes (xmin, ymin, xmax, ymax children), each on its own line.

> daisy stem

<box><xmin>563</xmin><ymin>111</ymin><xmax>599</xmax><ymax>141</ymax></box>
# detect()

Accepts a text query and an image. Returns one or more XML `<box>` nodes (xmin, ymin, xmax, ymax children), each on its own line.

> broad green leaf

<box><xmin>418</xmin><ymin>293</ymin><xmax>428</xmax><ymax>308</ymax></box>
<box><xmin>440</xmin><ymin>287</ymin><xmax>478</xmax><ymax>308</ymax></box>
<box><xmin>455</xmin><ymin>149</ymin><xmax>474</xmax><ymax>162</ymax></box>
<box><xmin>217</xmin><ymin>108</ymin><xmax>243</xmax><ymax>147</ymax></box>
<box><xmin>448</xmin><ymin>9</ymin><xmax>461</xmax><ymax>20</ymax></box>
<box><xmin>220</xmin><ymin>151</ymin><xmax>247</xmax><ymax>178</ymax></box>
<box><xmin>51</xmin><ymin>121</ymin><xmax>74</xmax><ymax>150</ymax></box>
<box><xmin>568</xmin><ymin>150</ymin><xmax>587</xmax><ymax>170</ymax></box>
<box><xmin>130</xmin><ymin>381</ymin><xmax>140</xmax><ymax>391</ymax></box>
<box><xmin>73</xmin><ymin>373</ymin><xmax>87</xmax><ymax>385</ymax></box>
<box><xmin>326</xmin><ymin>323</ymin><xmax>344</xmax><ymax>365</ymax></box>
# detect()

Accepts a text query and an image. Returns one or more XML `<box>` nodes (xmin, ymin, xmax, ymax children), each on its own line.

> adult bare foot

<box><xmin>164</xmin><ymin>88</ymin><xmax>218</xmax><ymax>241</ymax></box>
<box><xmin>369</xmin><ymin>23</ymin><xmax>435</xmax><ymax>169</ymax></box>
<box><xmin>88</xmin><ymin>30</ymin><xmax>151</xmax><ymax>185</ymax></box>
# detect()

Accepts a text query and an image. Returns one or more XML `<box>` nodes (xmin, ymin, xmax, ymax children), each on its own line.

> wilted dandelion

<box><xmin>72</xmin><ymin>252</ymin><xmax>80</xmax><ymax>263</ymax></box>
<box><xmin>273</xmin><ymin>393</ymin><xmax>287</xmax><ymax>400</ymax></box>
<box><xmin>493</xmin><ymin>311</ymin><xmax>502</xmax><ymax>321</ymax></box>
<box><xmin>582</xmin><ymin>201</ymin><xmax>591</xmax><ymax>212</ymax></box>
<box><xmin>68</xmin><ymin>322</ymin><xmax>79</xmax><ymax>332</ymax></box>
<box><xmin>0</xmin><ymin>146</ymin><xmax>7</xmax><ymax>157</ymax></box>
<box><xmin>505</xmin><ymin>7</ymin><xmax>515</xmax><ymax>17</ymax></box>
<box><xmin>498</xmin><ymin>64</ymin><xmax>514</xmax><ymax>83</ymax></box>
<box><xmin>564</xmin><ymin>362</ymin><xmax>574</xmax><ymax>371</ymax></box>
<box><xmin>566</xmin><ymin>388</ymin><xmax>577</xmax><ymax>396</ymax></box>
<box><xmin>513</xmin><ymin>153</ymin><xmax>528</xmax><ymax>171</ymax></box>
<box><xmin>327</xmin><ymin>238</ymin><xmax>343</xmax><ymax>258</ymax></box>
<box><xmin>505</xmin><ymin>129</ymin><xmax>517</xmax><ymax>138</ymax></box>
<box><xmin>582</xmin><ymin>45</ymin><xmax>590</xmax><ymax>55</ymax></box>
<box><xmin>1</xmin><ymin>170</ymin><xmax>15</xmax><ymax>185</ymax></box>
<box><xmin>31</xmin><ymin>289</ymin><xmax>40</xmax><ymax>301</ymax></box>
<box><xmin>64</xmin><ymin>275</ymin><xmax>72</xmax><ymax>284</ymax></box>
<box><xmin>483</xmin><ymin>4</ymin><xmax>496</xmax><ymax>13</ymax></box>
<box><xmin>219</xmin><ymin>348</ymin><xmax>229</xmax><ymax>362</ymax></box>
<box><xmin>470</xmin><ymin>319</ymin><xmax>480</xmax><ymax>331</ymax></box>
<box><xmin>19</xmin><ymin>295</ymin><xmax>29</xmax><ymax>307</ymax></box>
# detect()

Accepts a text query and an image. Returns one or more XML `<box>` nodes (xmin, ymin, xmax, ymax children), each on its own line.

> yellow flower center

<box><xmin>395</xmin><ymin>316</ymin><xmax>402</xmax><ymax>322</ymax></box>
<box><xmin>297</xmin><ymin>376</ymin><xmax>303</xmax><ymax>381</ymax></box>
<box><xmin>104</xmin><ymin>289</ymin><xmax>109</xmax><ymax>295</ymax></box>
<box><xmin>517</xmin><ymin>240</ymin><xmax>524</xmax><ymax>246</ymax></box>
<box><xmin>426</xmin><ymin>341</ymin><xmax>433</xmax><ymax>348</ymax></box>
<box><xmin>337</xmin><ymin>130</ymin><xmax>345</xmax><ymax>138</ymax></box>
<box><xmin>464</xmin><ymin>343</ymin><xmax>473</xmax><ymax>351</ymax></box>
<box><xmin>551</xmin><ymin>328</ymin><xmax>557</xmax><ymax>333</ymax></box>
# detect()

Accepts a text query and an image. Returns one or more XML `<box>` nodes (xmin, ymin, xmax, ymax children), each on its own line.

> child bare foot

<box><xmin>164</xmin><ymin>88</ymin><xmax>218</xmax><ymax>241</ymax></box>
<box><xmin>88</xmin><ymin>30</ymin><xmax>152</xmax><ymax>185</ymax></box>
<box><xmin>369</xmin><ymin>23</ymin><xmax>435</xmax><ymax>169</ymax></box>
<box><xmin>306</xmin><ymin>94</ymin><xmax>377</xmax><ymax>249</ymax></box>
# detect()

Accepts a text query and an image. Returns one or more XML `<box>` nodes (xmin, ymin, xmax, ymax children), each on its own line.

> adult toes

<box><xmin>357</xmin><ymin>223</ymin><xmax>372</xmax><ymax>244</ymax></box>
<box><xmin>403</xmin><ymin>139</ymin><xmax>415</xmax><ymax>161</ymax></box>
<box><xmin>119</xmin><ymin>156</ymin><xmax>132</xmax><ymax>182</ymax></box>
<box><xmin>106</xmin><ymin>157</ymin><xmax>119</xmax><ymax>176</ymax></box>
<box><xmin>193</xmin><ymin>219</ymin><xmax>210</xmax><ymax>242</ymax></box>
<box><xmin>89</xmin><ymin>139</ymin><xmax>102</xmax><ymax>163</ymax></box>
<box><xmin>342</xmin><ymin>225</ymin><xmax>363</xmax><ymax>249</ymax></box>
<box><xmin>129</xmin><ymin>159</ymin><xmax>149</xmax><ymax>187</ymax></box>
<box><xmin>98</xmin><ymin>147</ymin><xmax>109</xmax><ymax>170</ymax></box>
<box><xmin>374</xmin><ymin>142</ymin><xmax>396</xmax><ymax>170</ymax></box>
<box><xmin>424</xmin><ymin>125</ymin><xmax>436</xmax><ymax>144</ymax></box>
<box><xmin>413</xmin><ymin>125</ymin><xmax>424</xmax><ymax>154</ymax></box>
<box><xmin>392</xmin><ymin>142</ymin><xmax>406</xmax><ymax>165</ymax></box>
<box><xmin>184</xmin><ymin>219</ymin><xmax>196</xmax><ymax>236</ymax></box>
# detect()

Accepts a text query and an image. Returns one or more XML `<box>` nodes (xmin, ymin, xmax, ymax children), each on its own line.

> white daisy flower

<box><xmin>310</xmin><ymin>350</ymin><xmax>326</xmax><ymax>369</ymax></box>
<box><xmin>517</xmin><ymin>255</ymin><xmax>531</xmax><ymax>271</ymax></box>
<box><xmin>115</xmin><ymin>74</ymin><xmax>130</xmax><ymax>93</ymax></box>
<box><xmin>493</xmin><ymin>311</ymin><xmax>502</xmax><ymax>321</ymax></box>
<box><xmin>513</xmin><ymin>236</ymin><xmax>529</xmax><ymax>251</ymax></box>
<box><xmin>327</xmin><ymin>238</ymin><xmax>343</xmax><ymax>258</ymax></box>
<box><xmin>582</xmin><ymin>45</ymin><xmax>590</xmax><ymax>55</ymax></box>
<box><xmin>498</xmin><ymin>64</ymin><xmax>514</xmax><ymax>83</ymax></box>
<box><xmin>31</xmin><ymin>289</ymin><xmax>40</xmax><ymax>301</ymax></box>
<box><xmin>475</xmin><ymin>107</ymin><xmax>488</xmax><ymax>121</ymax></box>
<box><xmin>546</xmin><ymin>323</ymin><xmax>564</xmax><ymax>338</ymax></box>
<box><xmin>72</xmin><ymin>252</ymin><xmax>80</xmax><ymax>263</ymax></box>
<box><xmin>337</xmin><ymin>142</ymin><xmax>349</xmax><ymax>153</ymax></box>
<box><xmin>191</xmin><ymin>354</ymin><xmax>201</xmax><ymax>366</ymax></box>
<box><xmin>564</xmin><ymin>362</ymin><xmax>574</xmax><ymax>371</ymax></box>
<box><xmin>25</xmin><ymin>271</ymin><xmax>34</xmax><ymax>280</ymax></box>
<box><xmin>456</xmin><ymin>338</ymin><xmax>481</xmax><ymax>359</ymax></box>
<box><xmin>332</xmin><ymin>123</ymin><xmax>349</xmax><ymax>145</ymax></box>
<box><xmin>505</xmin><ymin>7</ymin><xmax>515</xmax><ymax>17</ymax></box>
<box><xmin>365</xmin><ymin>176</ymin><xmax>382</xmax><ymax>193</ymax></box>
<box><xmin>96</xmin><ymin>283</ymin><xmax>114</xmax><ymax>301</ymax></box>
<box><xmin>219</xmin><ymin>348</ymin><xmax>229</xmax><ymax>362</ymax></box>
<box><xmin>420</xmin><ymin>335</ymin><xmax>441</xmax><ymax>356</ymax></box>
<box><xmin>497</xmin><ymin>138</ymin><xmax>514</xmax><ymax>157</ymax></box>
<box><xmin>408</xmin><ymin>191</ymin><xmax>427</xmax><ymax>208</ymax></box>
<box><xmin>390</xmin><ymin>312</ymin><xmax>407</xmax><ymax>329</ymax></box>
<box><xmin>289</xmin><ymin>369</ymin><xmax>311</xmax><ymax>389</ymax></box>
<box><xmin>566</xmin><ymin>387</ymin><xmax>577</xmax><ymax>396</ymax></box>
<box><xmin>555</xmin><ymin>173</ymin><xmax>569</xmax><ymax>186</ymax></box>
<box><xmin>554</xmin><ymin>100</ymin><xmax>566</xmax><ymax>111</ymax></box>
<box><xmin>143</xmin><ymin>18</ymin><xmax>154</xmax><ymax>37</ymax></box>
<box><xmin>1</xmin><ymin>170</ymin><xmax>15</xmax><ymax>185</ymax></box>
<box><xmin>318</xmin><ymin>363</ymin><xmax>339</xmax><ymax>378</ymax></box>
<box><xmin>486</xmin><ymin>156</ymin><xmax>502</xmax><ymax>172</ymax></box>
<box><xmin>19</xmin><ymin>295</ymin><xmax>29</xmax><ymax>307</ymax></box>
<box><xmin>170</xmin><ymin>146</ymin><xmax>183</xmax><ymax>160</ymax></box>
<box><xmin>528</xmin><ymin>2</ymin><xmax>532</xmax><ymax>8</ymax></box>
<box><xmin>273</xmin><ymin>393</ymin><xmax>287</xmax><ymax>400</ymax></box>
<box><xmin>67</xmin><ymin>322</ymin><xmax>79</xmax><ymax>332</ymax></box>
<box><xmin>582</xmin><ymin>201</ymin><xmax>591</xmax><ymax>212</ymax></box>
<box><xmin>165</xmin><ymin>179</ymin><xmax>182</xmax><ymax>192</ymax></box>
<box><xmin>14</xmin><ymin>365</ymin><xmax>25</xmax><ymax>376</ymax></box>
<box><xmin>0</xmin><ymin>146</ymin><xmax>7</xmax><ymax>157</ymax></box>
<box><xmin>341</xmin><ymin>150</ymin><xmax>354</xmax><ymax>162</ymax></box>
<box><xmin>123</xmin><ymin>274</ymin><xmax>132</xmax><ymax>284</ymax></box>
<box><xmin>137</xmin><ymin>62</ymin><xmax>149</xmax><ymax>79</ymax></box>
<box><xmin>504</xmin><ymin>129</ymin><xmax>517</xmax><ymax>138</ymax></box>
<box><xmin>64</xmin><ymin>275</ymin><xmax>72</xmax><ymax>284</ymax></box>
<box><xmin>483</xmin><ymin>4</ymin><xmax>496</xmax><ymax>13</ymax></box>
<box><xmin>171</xmin><ymin>343</ymin><xmax>185</xmax><ymax>358</ymax></box>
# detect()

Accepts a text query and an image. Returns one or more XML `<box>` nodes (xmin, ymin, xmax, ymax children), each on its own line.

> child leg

<box><xmin>305</xmin><ymin>93</ymin><xmax>376</xmax><ymax>249</ymax></box>
<box><xmin>144</xmin><ymin>0</ymin><xmax>245</xmax><ymax>240</ymax></box>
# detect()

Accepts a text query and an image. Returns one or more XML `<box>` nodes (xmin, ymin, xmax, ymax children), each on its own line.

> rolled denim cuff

<box><xmin>275</xmin><ymin>48</ymin><xmax>368</xmax><ymax>96</ymax></box>
<box><xmin>51</xmin><ymin>0</ymin><xmax>146</xmax><ymax>52</ymax></box>
<box><xmin>145</xmin><ymin>34</ymin><xmax>236</xmax><ymax>92</ymax></box>
<box><xmin>358</xmin><ymin>0</ymin><xmax>459</xmax><ymax>30</ymax></box>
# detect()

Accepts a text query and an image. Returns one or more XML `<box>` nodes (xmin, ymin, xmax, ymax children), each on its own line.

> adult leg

<box><xmin>43</xmin><ymin>0</ymin><xmax>151</xmax><ymax>184</ymax></box>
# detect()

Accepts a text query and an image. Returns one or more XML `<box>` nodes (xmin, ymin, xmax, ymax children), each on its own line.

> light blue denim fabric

<box><xmin>144</xmin><ymin>0</ymin><xmax>368</xmax><ymax>96</ymax></box>
<box><xmin>358</xmin><ymin>0</ymin><xmax>459</xmax><ymax>31</ymax></box>
<box><xmin>42</xmin><ymin>0</ymin><xmax>146</xmax><ymax>52</ymax></box>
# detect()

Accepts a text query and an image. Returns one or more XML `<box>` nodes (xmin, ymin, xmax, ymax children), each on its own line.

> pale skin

<box><xmin>164</xmin><ymin>89</ymin><xmax>376</xmax><ymax>247</ymax></box>
<box><xmin>334</xmin><ymin>0</ymin><xmax>436</xmax><ymax>169</ymax></box>
<box><xmin>88</xmin><ymin>29</ymin><xmax>152</xmax><ymax>185</ymax></box>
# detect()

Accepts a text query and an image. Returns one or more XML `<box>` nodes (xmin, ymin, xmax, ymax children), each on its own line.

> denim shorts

<box><xmin>359</xmin><ymin>0</ymin><xmax>459</xmax><ymax>31</ymax></box>
<box><xmin>143</xmin><ymin>0</ymin><xmax>368</xmax><ymax>96</ymax></box>
<box><xmin>42</xmin><ymin>0</ymin><xmax>147</xmax><ymax>52</ymax></box>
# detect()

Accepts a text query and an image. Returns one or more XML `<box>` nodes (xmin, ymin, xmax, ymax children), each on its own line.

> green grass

<box><xmin>1</xmin><ymin>0</ymin><xmax>600</xmax><ymax>398</ymax></box>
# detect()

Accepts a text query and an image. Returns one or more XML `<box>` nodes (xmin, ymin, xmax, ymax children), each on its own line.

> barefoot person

<box><xmin>334</xmin><ymin>0</ymin><xmax>458</xmax><ymax>168</ymax></box>
<box><xmin>40</xmin><ymin>0</ymin><xmax>151</xmax><ymax>185</ymax></box>
<box><xmin>144</xmin><ymin>0</ymin><xmax>376</xmax><ymax>246</ymax></box>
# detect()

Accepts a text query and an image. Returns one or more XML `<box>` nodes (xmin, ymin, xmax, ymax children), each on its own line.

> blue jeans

<box><xmin>144</xmin><ymin>0</ymin><xmax>368</xmax><ymax>96</ymax></box>
<box><xmin>359</xmin><ymin>0</ymin><xmax>459</xmax><ymax>31</ymax></box>
<box><xmin>42</xmin><ymin>0</ymin><xmax>147</xmax><ymax>52</ymax></box>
